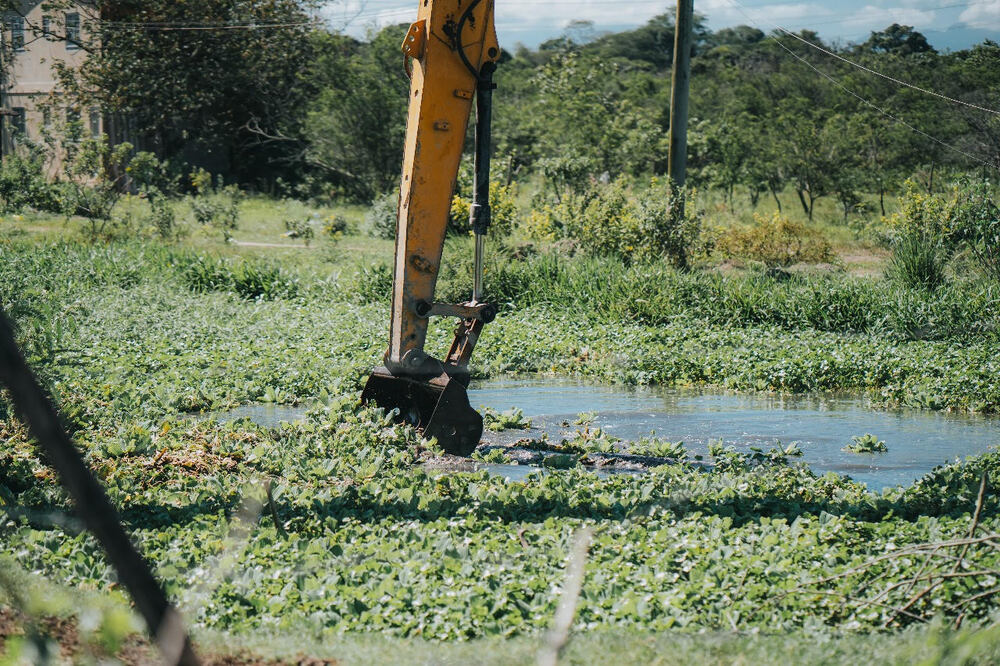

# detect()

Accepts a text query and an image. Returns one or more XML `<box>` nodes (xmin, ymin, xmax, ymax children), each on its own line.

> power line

<box><xmin>99</xmin><ymin>20</ymin><xmax>323</xmax><ymax>32</ymax></box>
<box><xmin>777</xmin><ymin>28</ymin><xmax>1000</xmax><ymax>116</ymax></box>
<box><xmin>722</xmin><ymin>0</ymin><xmax>1000</xmax><ymax>171</ymax></box>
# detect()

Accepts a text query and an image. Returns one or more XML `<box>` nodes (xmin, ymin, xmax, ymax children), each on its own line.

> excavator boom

<box><xmin>361</xmin><ymin>0</ymin><xmax>500</xmax><ymax>456</ymax></box>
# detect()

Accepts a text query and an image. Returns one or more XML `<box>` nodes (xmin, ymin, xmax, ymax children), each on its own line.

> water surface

<box><xmin>208</xmin><ymin>379</ymin><xmax>1000</xmax><ymax>492</ymax></box>
<box><xmin>469</xmin><ymin>378</ymin><xmax>1000</xmax><ymax>492</ymax></box>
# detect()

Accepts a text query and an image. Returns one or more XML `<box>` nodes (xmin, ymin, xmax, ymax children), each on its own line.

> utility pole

<box><xmin>668</xmin><ymin>0</ymin><xmax>693</xmax><ymax>187</ymax></box>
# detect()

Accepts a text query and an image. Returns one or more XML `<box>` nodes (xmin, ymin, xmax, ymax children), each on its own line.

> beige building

<box><xmin>1</xmin><ymin>1</ymin><xmax>100</xmax><ymax>161</ymax></box>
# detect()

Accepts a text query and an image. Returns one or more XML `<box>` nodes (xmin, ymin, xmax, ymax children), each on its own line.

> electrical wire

<box><xmin>722</xmin><ymin>0</ymin><xmax>1000</xmax><ymax>171</ymax></box>
<box><xmin>98</xmin><ymin>20</ymin><xmax>323</xmax><ymax>32</ymax></box>
<box><xmin>776</xmin><ymin>28</ymin><xmax>1000</xmax><ymax>116</ymax></box>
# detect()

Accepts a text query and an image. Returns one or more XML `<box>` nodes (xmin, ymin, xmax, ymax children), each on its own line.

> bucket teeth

<box><xmin>361</xmin><ymin>367</ymin><xmax>483</xmax><ymax>457</ymax></box>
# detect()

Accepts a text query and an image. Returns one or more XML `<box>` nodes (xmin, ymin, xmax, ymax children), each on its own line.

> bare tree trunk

<box><xmin>797</xmin><ymin>188</ymin><xmax>810</xmax><ymax>218</ymax></box>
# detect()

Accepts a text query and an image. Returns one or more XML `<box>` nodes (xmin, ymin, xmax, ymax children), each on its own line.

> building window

<box><xmin>66</xmin><ymin>107</ymin><xmax>80</xmax><ymax>126</ymax></box>
<box><xmin>89</xmin><ymin>108</ymin><xmax>100</xmax><ymax>136</ymax></box>
<box><xmin>42</xmin><ymin>16</ymin><xmax>52</xmax><ymax>40</ymax></box>
<box><xmin>65</xmin><ymin>12</ymin><xmax>80</xmax><ymax>49</ymax></box>
<box><xmin>42</xmin><ymin>107</ymin><xmax>52</xmax><ymax>128</ymax></box>
<box><xmin>9</xmin><ymin>16</ymin><xmax>25</xmax><ymax>51</ymax></box>
<box><xmin>11</xmin><ymin>108</ymin><xmax>26</xmax><ymax>137</ymax></box>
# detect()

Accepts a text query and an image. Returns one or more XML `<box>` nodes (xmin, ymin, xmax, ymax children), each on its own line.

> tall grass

<box><xmin>887</xmin><ymin>232</ymin><xmax>948</xmax><ymax>291</ymax></box>
<box><xmin>431</xmin><ymin>252</ymin><xmax>1000</xmax><ymax>342</ymax></box>
<box><xmin>4</xmin><ymin>238</ymin><xmax>997</xmax><ymax>344</ymax></box>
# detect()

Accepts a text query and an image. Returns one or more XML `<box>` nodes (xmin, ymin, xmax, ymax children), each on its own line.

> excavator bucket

<box><xmin>361</xmin><ymin>367</ymin><xmax>483</xmax><ymax>456</ymax></box>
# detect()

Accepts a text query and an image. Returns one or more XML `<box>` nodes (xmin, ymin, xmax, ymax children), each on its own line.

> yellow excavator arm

<box><xmin>361</xmin><ymin>0</ymin><xmax>500</xmax><ymax>456</ymax></box>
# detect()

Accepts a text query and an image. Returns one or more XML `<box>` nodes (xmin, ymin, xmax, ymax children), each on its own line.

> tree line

<box><xmin>4</xmin><ymin>1</ymin><xmax>998</xmax><ymax>213</ymax></box>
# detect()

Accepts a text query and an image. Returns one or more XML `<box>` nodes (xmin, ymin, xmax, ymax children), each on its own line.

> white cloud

<box><xmin>959</xmin><ymin>0</ymin><xmax>1000</xmax><ymax>30</ymax></box>
<box><xmin>697</xmin><ymin>0</ymin><xmax>830</xmax><ymax>29</ymax></box>
<box><xmin>828</xmin><ymin>5</ymin><xmax>938</xmax><ymax>32</ymax></box>
<box><xmin>320</xmin><ymin>0</ymin><xmax>986</xmax><ymax>47</ymax></box>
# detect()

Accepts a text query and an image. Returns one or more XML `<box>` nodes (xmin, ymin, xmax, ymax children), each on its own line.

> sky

<box><xmin>322</xmin><ymin>0</ymin><xmax>1000</xmax><ymax>51</ymax></box>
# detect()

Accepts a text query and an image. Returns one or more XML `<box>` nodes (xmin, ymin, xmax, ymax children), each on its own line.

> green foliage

<box><xmin>883</xmin><ymin>180</ymin><xmax>955</xmax><ymax>241</ymax></box>
<box><xmin>482</xmin><ymin>407</ymin><xmax>531</xmax><ymax>432</ymax></box>
<box><xmin>323</xmin><ymin>214</ymin><xmax>349</xmax><ymax>237</ymax></box>
<box><xmin>471</xmin><ymin>448</ymin><xmax>514</xmax><ymax>464</ymax></box>
<box><xmin>302</xmin><ymin>28</ymin><xmax>409</xmax><ymax>199</ymax></box>
<box><xmin>562</xmin><ymin>177</ymin><xmax>703</xmax><ymax>267</ymax></box>
<box><xmin>188</xmin><ymin>172</ymin><xmax>242</xmax><ymax>242</ymax></box>
<box><xmin>146</xmin><ymin>195</ymin><xmax>178</xmax><ymax>241</ymax></box>
<box><xmin>844</xmin><ymin>433</ymin><xmax>888</xmax><ymax>453</ymax></box>
<box><xmin>887</xmin><ymin>229</ymin><xmax>948</xmax><ymax>291</ymax></box>
<box><xmin>948</xmin><ymin>180</ymin><xmax>1000</xmax><ymax>281</ymax></box>
<box><xmin>630</xmin><ymin>438</ymin><xmax>688</xmax><ymax>460</ymax></box>
<box><xmin>180</xmin><ymin>255</ymin><xmax>299</xmax><ymax>300</ymax></box>
<box><xmin>5</xmin><ymin>238</ymin><xmax>1000</xmax><ymax>651</ymax></box>
<box><xmin>351</xmin><ymin>262</ymin><xmax>393</xmax><ymax>303</ymax></box>
<box><xmin>0</xmin><ymin>148</ymin><xmax>62</xmax><ymax>215</ymax></box>
<box><xmin>61</xmin><ymin>137</ymin><xmax>137</xmax><ymax>240</ymax></box>
<box><xmin>714</xmin><ymin>212</ymin><xmax>835</xmax><ymax>267</ymax></box>
<box><xmin>126</xmin><ymin>151</ymin><xmax>179</xmax><ymax>196</ymax></box>
<box><xmin>284</xmin><ymin>218</ymin><xmax>316</xmax><ymax>247</ymax></box>
<box><xmin>449</xmin><ymin>182</ymin><xmax>520</xmax><ymax>237</ymax></box>
<box><xmin>452</xmin><ymin>249</ymin><xmax>1000</xmax><ymax>344</ymax></box>
<box><xmin>364</xmin><ymin>191</ymin><xmax>398</xmax><ymax>239</ymax></box>
<box><xmin>51</xmin><ymin>0</ymin><xmax>318</xmax><ymax>183</ymax></box>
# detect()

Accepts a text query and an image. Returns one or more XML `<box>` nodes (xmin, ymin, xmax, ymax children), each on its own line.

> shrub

<box><xmin>323</xmin><ymin>214</ymin><xmax>349</xmax><ymax>237</ymax></box>
<box><xmin>181</xmin><ymin>255</ymin><xmax>298</xmax><ymax>300</ymax></box>
<box><xmin>522</xmin><ymin>193</ymin><xmax>589</xmax><ymax>242</ymax></box>
<box><xmin>948</xmin><ymin>180</ymin><xmax>1000</xmax><ymax>281</ymax></box>
<box><xmin>449</xmin><ymin>181</ymin><xmax>520</xmax><ymax>237</ymax></box>
<box><xmin>887</xmin><ymin>230</ymin><xmax>948</xmax><ymax>291</ymax></box>
<box><xmin>189</xmin><ymin>170</ymin><xmax>242</xmax><ymax>241</ymax></box>
<box><xmin>883</xmin><ymin>179</ymin><xmax>953</xmax><ymax>242</ymax></box>
<box><xmin>563</xmin><ymin>177</ymin><xmax>704</xmax><ymax>268</ymax></box>
<box><xmin>351</xmin><ymin>262</ymin><xmax>393</xmax><ymax>303</ymax></box>
<box><xmin>127</xmin><ymin>151</ymin><xmax>179</xmax><ymax>196</ymax></box>
<box><xmin>284</xmin><ymin>217</ymin><xmax>316</xmax><ymax>246</ymax></box>
<box><xmin>147</xmin><ymin>195</ymin><xmax>178</xmax><ymax>240</ymax></box>
<box><xmin>0</xmin><ymin>149</ymin><xmax>60</xmax><ymax>214</ymax></box>
<box><xmin>364</xmin><ymin>190</ymin><xmax>397</xmax><ymax>239</ymax></box>
<box><xmin>715</xmin><ymin>212</ymin><xmax>835</xmax><ymax>267</ymax></box>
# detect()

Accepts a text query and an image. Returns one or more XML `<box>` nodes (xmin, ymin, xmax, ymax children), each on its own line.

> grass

<box><xmin>189</xmin><ymin>623</ymin><xmax>1000</xmax><ymax>665</ymax></box>
<box><xmin>3</xmin><ymin>194</ymin><xmax>1000</xmax><ymax>662</ymax></box>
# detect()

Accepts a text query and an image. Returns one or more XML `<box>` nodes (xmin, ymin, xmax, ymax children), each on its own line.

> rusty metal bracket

<box><xmin>402</xmin><ymin>19</ymin><xmax>427</xmax><ymax>58</ymax></box>
<box><xmin>414</xmin><ymin>300</ymin><xmax>496</xmax><ymax>323</ymax></box>
<box><xmin>402</xmin><ymin>19</ymin><xmax>427</xmax><ymax>78</ymax></box>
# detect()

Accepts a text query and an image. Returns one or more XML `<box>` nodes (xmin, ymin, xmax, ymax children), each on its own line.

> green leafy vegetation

<box><xmin>2</xmin><ymin>7</ymin><xmax>1000</xmax><ymax>662</ymax></box>
<box><xmin>714</xmin><ymin>211</ymin><xmax>835</xmax><ymax>267</ymax></box>
<box><xmin>482</xmin><ymin>407</ymin><xmax>532</xmax><ymax>432</ymax></box>
<box><xmin>3</xmin><ymin>218</ymin><xmax>1000</xmax><ymax>659</ymax></box>
<box><xmin>844</xmin><ymin>434</ymin><xmax>888</xmax><ymax>454</ymax></box>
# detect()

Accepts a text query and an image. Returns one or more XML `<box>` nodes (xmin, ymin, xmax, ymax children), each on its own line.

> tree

<box><xmin>700</xmin><ymin>115</ymin><xmax>754</xmax><ymax>212</ymax></box>
<box><xmin>46</xmin><ymin>0</ymin><xmax>319</xmax><ymax>184</ymax></box>
<box><xmin>860</xmin><ymin>24</ymin><xmax>934</xmax><ymax>56</ymax></box>
<box><xmin>583</xmin><ymin>12</ymin><xmax>711</xmax><ymax>69</ymax></box>
<box><xmin>301</xmin><ymin>27</ymin><xmax>410</xmax><ymax>200</ymax></box>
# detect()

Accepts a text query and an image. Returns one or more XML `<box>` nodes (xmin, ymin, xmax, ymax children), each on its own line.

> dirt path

<box><xmin>231</xmin><ymin>240</ymin><xmax>310</xmax><ymax>249</ymax></box>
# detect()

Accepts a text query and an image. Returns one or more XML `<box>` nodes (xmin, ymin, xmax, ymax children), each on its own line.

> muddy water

<box><xmin>468</xmin><ymin>378</ymin><xmax>1000</xmax><ymax>492</ymax></box>
<box><xmin>209</xmin><ymin>379</ymin><xmax>1000</xmax><ymax>492</ymax></box>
